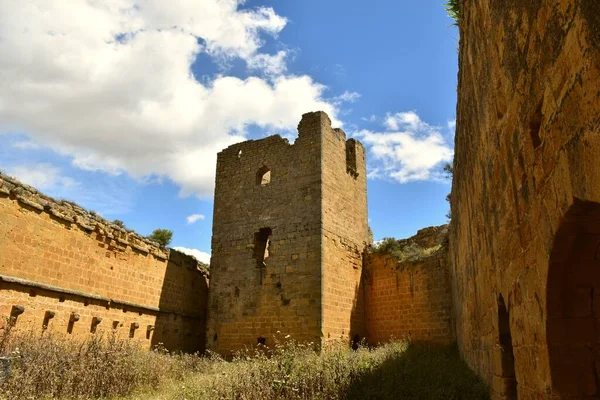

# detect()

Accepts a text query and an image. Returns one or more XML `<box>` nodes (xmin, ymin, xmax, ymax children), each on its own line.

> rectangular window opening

<box><xmin>253</xmin><ymin>228</ymin><xmax>272</xmax><ymax>266</ymax></box>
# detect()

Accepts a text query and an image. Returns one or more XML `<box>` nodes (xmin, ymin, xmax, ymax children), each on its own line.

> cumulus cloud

<box><xmin>12</xmin><ymin>140</ymin><xmax>41</xmax><ymax>150</ymax></box>
<box><xmin>447</xmin><ymin>119</ymin><xmax>456</xmax><ymax>131</ymax></box>
<box><xmin>447</xmin><ymin>119</ymin><xmax>456</xmax><ymax>139</ymax></box>
<box><xmin>187</xmin><ymin>214</ymin><xmax>205</xmax><ymax>224</ymax></box>
<box><xmin>0</xmin><ymin>160</ymin><xmax>136</xmax><ymax>215</ymax></box>
<box><xmin>361</xmin><ymin>115</ymin><xmax>378</xmax><ymax>123</ymax></box>
<box><xmin>0</xmin><ymin>1</ymin><xmax>340</xmax><ymax>198</ymax></box>
<box><xmin>173</xmin><ymin>247</ymin><xmax>211</xmax><ymax>264</ymax></box>
<box><xmin>384</xmin><ymin>111</ymin><xmax>421</xmax><ymax>131</ymax></box>
<box><xmin>355</xmin><ymin>111</ymin><xmax>454</xmax><ymax>183</ymax></box>
<box><xmin>3</xmin><ymin>163</ymin><xmax>78</xmax><ymax>192</ymax></box>
<box><xmin>333</xmin><ymin>91</ymin><xmax>361</xmax><ymax>104</ymax></box>
<box><xmin>246</xmin><ymin>50</ymin><xmax>288</xmax><ymax>75</ymax></box>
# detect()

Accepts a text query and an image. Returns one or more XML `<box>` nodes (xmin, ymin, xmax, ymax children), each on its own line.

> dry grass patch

<box><xmin>0</xmin><ymin>328</ymin><xmax>488</xmax><ymax>400</ymax></box>
<box><xmin>0</xmin><ymin>329</ymin><xmax>208</xmax><ymax>399</ymax></box>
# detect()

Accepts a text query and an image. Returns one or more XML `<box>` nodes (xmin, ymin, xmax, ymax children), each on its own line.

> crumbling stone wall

<box><xmin>450</xmin><ymin>0</ymin><xmax>600</xmax><ymax>398</ymax></box>
<box><xmin>0</xmin><ymin>174</ymin><xmax>208</xmax><ymax>352</ymax></box>
<box><xmin>207</xmin><ymin>111</ymin><xmax>369</xmax><ymax>354</ymax></box>
<box><xmin>365</xmin><ymin>227</ymin><xmax>454</xmax><ymax>344</ymax></box>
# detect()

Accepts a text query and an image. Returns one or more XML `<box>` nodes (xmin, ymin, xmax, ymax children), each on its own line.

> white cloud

<box><xmin>384</xmin><ymin>111</ymin><xmax>422</xmax><ymax>131</ymax></box>
<box><xmin>372</xmin><ymin>239</ymin><xmax>384</xmax><ymax>247</ymax></box>
<box><xmin>447</xmin><ymin>119</ymin><xmax>456</xmax><ymax>139</ymax></box>
<box><xmin>333</xmin><ymin>91</ymin><xmax>361</xmax><ymax>104</ymax></box>
<box><xmin>12</xmin><ymin>140</ymin><xmax>41</xmax><ymax>150</ymax></box>
<box><xmin>187</xmin><ymin>214</ymin><xmax>205</xmax><ymax>224</ymax></box>
<box><xmin>173</xmin><ymin>246</ymin><xmax>211</xmax><ymax>264</ymax></box>
<box><xmin>0</xmin><ymin>1</ymin><xmax>340</xmax><ymax>198</ymax></box>
<box><xmin>355</xmin><ymin>111</ymin><xmax>454</xmax><ymax>183</ymax></box>
<box><xmin>3</xmin><ymin>163</ymin><xmax>78</xmax><ymax>191</ymax></box>
<box><xmin>447</xmin><ymin>119</ymin><xmax>456</xmax><ymax>131</ymax></box>
<box><xmin>246</xmin><ymin>50</ymin><xmax>287</xmax><ymax>75</ymax></box>
<box><xmin>1</xmin><ymin>160</ymin><xmax>135</xmax><ymax>215</ymax></box>
<box><xmin>366</xmin><ymin>167</ymin><xmax>382</xmax><ymax>179</ymax></box>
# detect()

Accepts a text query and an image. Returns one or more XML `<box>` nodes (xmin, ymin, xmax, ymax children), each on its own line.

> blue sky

<box><xmin>0</xmin><ymin>1</ymin><xmax>458</xmax><ymax>263</ymax></box>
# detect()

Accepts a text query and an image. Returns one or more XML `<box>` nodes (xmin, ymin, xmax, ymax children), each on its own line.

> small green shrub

<box><xmin>147</xmin><ymin>228</ymin><xmax>173</xmax><ymax>247</ymax></box>
<box><xmin>373</xmin><ymin>238</ymin><xmax>442</xmax><ymax>264</ymax></box>
<box><xmin>443</xmin><ymin>162</ymin><xmax>454</xmax><ymax>180</ymax></box>
<box><xmin>444</xmin><ymin>0</ymin><xmax>460</xmax><ymax>25</ymax></box>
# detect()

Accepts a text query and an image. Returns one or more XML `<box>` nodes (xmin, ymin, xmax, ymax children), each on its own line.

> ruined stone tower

<box><xmin>206</xmin><ymin>111</ymin><xmax>369</xmax><ymax>354</ymax></box>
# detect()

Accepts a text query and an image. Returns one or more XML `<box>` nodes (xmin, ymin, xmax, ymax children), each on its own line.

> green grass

<box><xmin>372</xmin><ymin>238</ymin><xmax>443</xmax><ymax>264</ymax></box>
<box><xmin>443</xmin><ymin>0</ymin><xmax>460</xmax><ymax>26</ymax></box>
<box><xmin>0</xmin><ymin>329</ymin><xmax>488</xmax><ymax>400</ymax></box>
<box><xmin>127</xmin><ymin>339</ymin><xmax>488</xmax><ymax>400</ymax></box>
<box><xmin>345</xmin><ymin>343</ymin><xmax>489</xmax><ymax>400</ymax></box>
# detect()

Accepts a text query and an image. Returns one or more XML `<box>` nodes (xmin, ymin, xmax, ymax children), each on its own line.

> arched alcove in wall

<box><xmin>547</xmin><ymin>198</ymin><xmax>600</xmax><ymax>397</ymax></box>
<box><xmin>497</xmin><ymin>294</ymin><xmax>517</xmax><ymax>399</ymax></box>
<box><xmin>256</xmin><ymin>166</ymin><xmax>271</xmax><ymax>186</ymax></box>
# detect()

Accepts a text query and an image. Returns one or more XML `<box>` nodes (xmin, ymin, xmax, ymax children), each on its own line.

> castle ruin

<box><xmin>3</xmin><ymin>0</ymin><xmax>599</xmax><ymax>397</ymax></box>
<box><xmin>0</xmin><ymin>176</ymin><xmax>208</xmax><ymax>352</ymax></box>
<box><xmin>206</xmin><ymin>111</ymin><xmax>370</xmax><ymax>353</ymax></box>
<box><xmin>0</xmin><ymin>112</ymin><xmax>454</xmax><ymax>356</ymax></box>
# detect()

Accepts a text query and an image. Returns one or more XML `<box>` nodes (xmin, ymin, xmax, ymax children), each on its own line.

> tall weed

<box><xmin>0</xmin><ymin>329</ymin><xmax>207</xmax><ymax>399</ymax></box>
<box><xmin>0</xmin><ymin>328</ymin><xmax>488</xmax><ymax>400</ymax></box>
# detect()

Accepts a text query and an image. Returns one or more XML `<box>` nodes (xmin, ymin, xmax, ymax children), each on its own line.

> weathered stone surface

<box><xmin>0</xmin><ymin>172</ymin><xmax>208</xmax><ymax>352</ymax></box>
<box><xmin>16</xmin><ymin>195</ymin><xmax>44</xmax><ymax>211</ymax></box>
<box><xmin>206</xmin><ymin>111</ymin><xmax>369</xmax><ymax>354</ymax></box>
<box><xmin>450</xmin><ymin>0</ymin><xmax>600</xmax><ymax>398</ymax></box>
<box><xmin>365</xmin><ymin>226</ymin><xmax>454</xmax><ymax>344</ymax></box>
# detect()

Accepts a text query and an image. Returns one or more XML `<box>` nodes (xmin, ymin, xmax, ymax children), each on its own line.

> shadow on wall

<box><xmin>547</xmin><ymin>198</ymin><xmax>600</xmax><ymax>397</ymax></box>
<box><xmin>350</xmin><ymin>262</ymin><xmax>367</xmax><ymax>348</ymax></box>
<box><xmin>495</xmin><ymin>294</ymin><xmax>517</xmax><ymax>399</ymax></box>
<box><xmin>362</xmin><ymin>249</ymin><xmax>454</xmax><ymax>345</ymax></box>
<box><xmin>150</xmin><ymin>250</ymin><xmax>209</xmax><ymax>353</ymax></box>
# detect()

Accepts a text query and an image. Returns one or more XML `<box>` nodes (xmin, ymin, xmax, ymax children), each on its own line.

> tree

<box><xmin>443</xmin><ymin>163</ymin><xmax>454</xmax><ymax>221</ymax></box>
<box><xmin>443</xmin><ymin>162</ymin><xmax>453</xmax><ymax>180</ymax></box>
<box><xmin>147</xmin><ymin>229</ymin><xmax>173</xmax><ymax>247</ymax></box>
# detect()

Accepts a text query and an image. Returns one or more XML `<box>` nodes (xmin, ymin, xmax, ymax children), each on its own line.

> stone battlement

<box><xmin>0</xmin><ymin>172</ymin><xmax>208</xmax><ymax>352</ymax></box>
<box><xmin>208</xmin><ymin>111</ymin><xmax>374</xmax><ymax>354</ymax></box>
<box><xmin>0</xmin><ymin>111</ymin><xmax>454</xmax><ymax>356</ymax></box>
<box><xmin>0</xmin><ymin>172</ymin><xmax>181</xmax><ymax>263</ymax></box>
<box><xmin>217</xmin><ymin>112</ymin><xmax>365</xmax><ymax>178</ymax></box>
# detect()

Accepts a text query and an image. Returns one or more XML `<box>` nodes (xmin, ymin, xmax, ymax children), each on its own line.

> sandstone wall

<box><xmin>0</xmin><ymin>174</ymin><xmax>208</xmax><ymax>352</ymax></box>
<box><xmin>207</xmin><ymin>114</ymin><xmax>324</xmax><ymax>354</ymax></box>
<box><xmin>365</xmin><ymin>228</ymin><xmax>453</xmax><ymax>344</ymax></box>
<box><xmin>321</xmin><ymin>121</ymin><xmax>369</xmax><ymax>344</ymax></box>
<box><xmin>451</xmin><ymin>0</ymin><xmax>600</xmax><ymax>398</ymax></box>
<box><xmin>207</xmin><ymin>111</ymin><xmax>369</xmax><ymax>354</ymax></box>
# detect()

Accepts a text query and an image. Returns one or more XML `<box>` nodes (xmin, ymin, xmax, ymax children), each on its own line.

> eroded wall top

<box><xmin>1</xmin><ymin>172</ymin><xmax>181</xmax><ymax>263</ymax></box>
